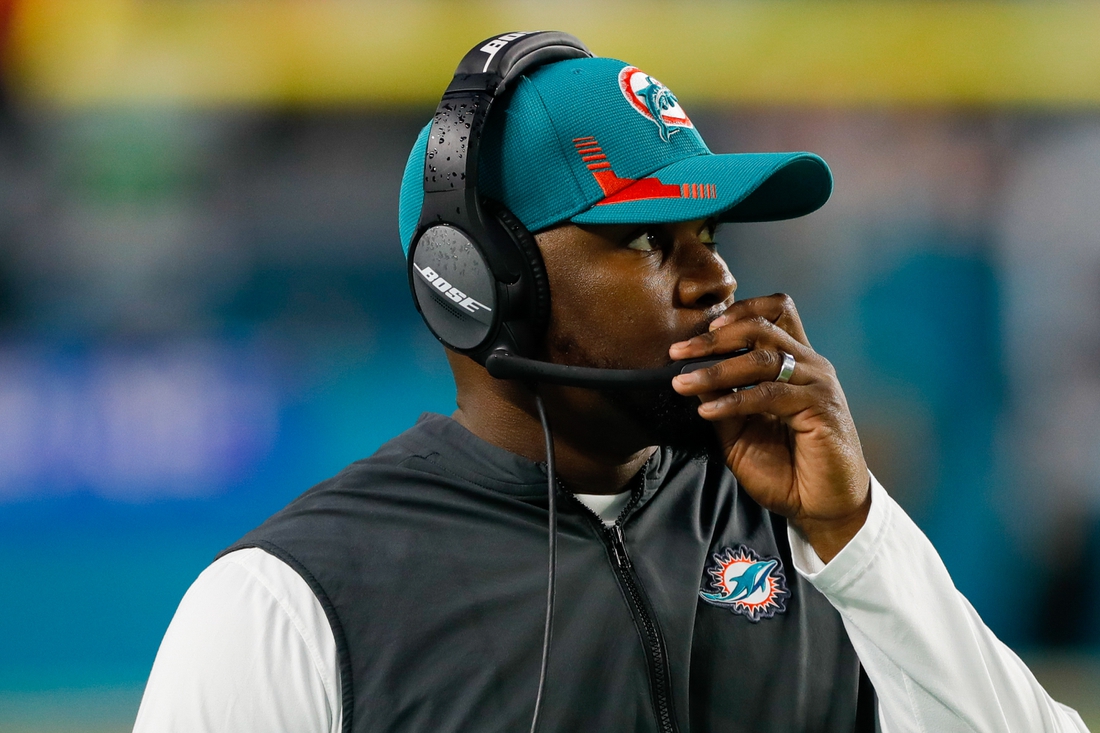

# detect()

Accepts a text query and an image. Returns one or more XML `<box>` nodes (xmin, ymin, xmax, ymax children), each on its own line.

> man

<box><xmin>133</xmin><ymin>42</ymin><xmax>1088</xmax><ymax>732</ymax></box>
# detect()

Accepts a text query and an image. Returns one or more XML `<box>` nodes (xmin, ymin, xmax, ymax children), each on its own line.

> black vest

<box><xmin>224</xmin><ymin>413</ymin><xmax>875</xmax><ymax>732</ymax></box>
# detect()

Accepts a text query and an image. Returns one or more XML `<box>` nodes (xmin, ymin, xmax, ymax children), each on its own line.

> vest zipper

<box><xmin>567</xmin><ymin>470</ymin><xmax>679</xmax><ymax>733</ymax></box>
<box><xmin>609</xmin><ymin>524</ymin><xmax>632</xmax><ymax>569</ymax></box>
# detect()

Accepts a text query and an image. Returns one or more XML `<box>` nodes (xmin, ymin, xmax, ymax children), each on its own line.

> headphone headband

<box><xmin>447</xmin><ymin>31</ymin><xmax>592</xmax><ymax>94</ymax></box>
<box><xmin>418</xmin><ymin>32</ymin><xmax>592</xmax><ymax>229</ymax></box>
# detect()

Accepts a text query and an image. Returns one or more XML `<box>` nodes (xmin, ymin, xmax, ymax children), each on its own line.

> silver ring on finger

<box><xmin>775</xmin><ymin>351</ymin><xmax>796</xmax><ymax>383</ymax></box>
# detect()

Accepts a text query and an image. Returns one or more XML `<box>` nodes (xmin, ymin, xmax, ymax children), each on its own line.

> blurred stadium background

<box><xmin>1</xmin><ymin>1</ymin><xmax>1099</xmax><ymax>730</ymax></box>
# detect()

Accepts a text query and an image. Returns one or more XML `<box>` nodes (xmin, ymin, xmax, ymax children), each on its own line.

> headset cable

<box><xmin>530</xmin><ymin>391</ymin><xmax>557</xmax><ymax>733</ymax></box>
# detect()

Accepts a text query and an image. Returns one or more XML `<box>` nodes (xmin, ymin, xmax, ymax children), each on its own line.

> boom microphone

<box><xmin>485</xmin><ymin>349</ymin><xmax>750</xmax><ymax>389</ymax></box>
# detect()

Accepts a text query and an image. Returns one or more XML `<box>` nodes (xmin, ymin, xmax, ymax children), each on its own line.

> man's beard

<box><xmin>604</xmin><ymin>385</ymin><xmax>721</xmax><ymax>459</ymax></box>
<box><xmin>545</xmin><ymin>342</ymin><xmax>718</xmax><ymax>457</ymax></box>
<box><xmin>546</xmin><ymin>322</ymin><xmax>723</xmax><ymax>457</ymax></box>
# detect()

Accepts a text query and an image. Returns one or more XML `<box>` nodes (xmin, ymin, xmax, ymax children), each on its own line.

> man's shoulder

<box><xmin>363</xmin><ymin>411</ymin><xmax>455</xmax><ymax>466</ymax></box>
<box><xmin>305</xmin><ymin>410</ymin><xmax>472</xmax><ymax>490</ymax></box>
<box><xmin>222</xmin><ymin>411</ymin><xmax>547</xmax><ymax>555</ymax></box>
<box><xmin>215</xmin><ymin>416</ymin><xmax>442</xmax><ymax>549</ymax></box>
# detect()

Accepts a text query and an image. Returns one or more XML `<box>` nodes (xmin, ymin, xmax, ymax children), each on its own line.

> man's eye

<box><xmin>627</xmin><ymin>231</ymin><xmax>657</xmax><ymax>252</ymax></box>
<box><xmin>699</xmin><ymin>225</ymin><xmax>716</xmax><ymax>245</ymax></box>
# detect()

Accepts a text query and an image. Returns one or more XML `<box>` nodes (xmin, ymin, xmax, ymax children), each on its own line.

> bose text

<box><xmin>415</xmin><ymin>264</ymin><xmax>493</xmax><ymax>315</ymax></box>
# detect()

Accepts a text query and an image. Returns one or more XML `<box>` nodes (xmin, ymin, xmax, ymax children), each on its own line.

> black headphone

<box><xmin>407</xmin><ymin>31</ymin><xmax>731</xmax><ymax>389</ymax></box>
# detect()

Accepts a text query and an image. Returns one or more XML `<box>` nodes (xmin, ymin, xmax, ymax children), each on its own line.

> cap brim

<box><xmin>569</xmin><ymin>152</ymin><xmax>832</xmax><ymax>226</ymax></box>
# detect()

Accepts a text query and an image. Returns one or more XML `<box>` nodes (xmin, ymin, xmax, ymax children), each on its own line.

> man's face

<box><xmin>534</xmin><ymin>218</ymin><xmax>737</xmax><ymax>452</ymax></box>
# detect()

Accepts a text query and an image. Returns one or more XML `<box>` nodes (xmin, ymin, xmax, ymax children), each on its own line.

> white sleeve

<box><xmin>132</xmin><ymin>547</ymin><xmax>343</xmax><ymax>733</ymax></box>
<box><xmin>787</xmin><ymin>475</ymin><xmax>1088</xmax><ymax>733</ymax></box>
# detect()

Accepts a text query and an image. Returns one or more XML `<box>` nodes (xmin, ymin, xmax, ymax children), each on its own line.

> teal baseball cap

<box><xmin>399</xmin><ymin>56</ymin><xmax>832</xmax><ymax>255</ymax></box>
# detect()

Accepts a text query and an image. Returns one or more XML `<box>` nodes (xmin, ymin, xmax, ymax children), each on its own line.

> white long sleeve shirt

<box><xmin>133</xmin><ymin>476</ymin><xmax>1088</xmax><ymax>732</ymax></box>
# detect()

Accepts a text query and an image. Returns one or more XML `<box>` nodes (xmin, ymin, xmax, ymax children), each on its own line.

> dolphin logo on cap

<box><xmin>618</xmin><ymin>65</ymin><xmax>694</xmax><ymax>143</ymax></box>
<box><xmin>636</xmin><ymin>76</ymin><xmax>681</xmax><ymax>142</ymax></box>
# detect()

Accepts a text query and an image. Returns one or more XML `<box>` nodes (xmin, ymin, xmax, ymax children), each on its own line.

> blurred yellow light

<box><xmin>6</xmin><ymin>0</ymin><xmax>1100</xmax><ymax>107</ymax></box>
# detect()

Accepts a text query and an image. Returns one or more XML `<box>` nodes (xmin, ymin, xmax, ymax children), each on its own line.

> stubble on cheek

<box><xmin>545</xmin><ymin>329</ymin><xmax>620</xmax><ymax>369</ymax></box>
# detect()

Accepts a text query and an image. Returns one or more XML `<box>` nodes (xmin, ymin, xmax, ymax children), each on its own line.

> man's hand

<box><xmin>670</xmin><ymin>294</ymin><xmax>870</xmax><ymax>563</ymax></box>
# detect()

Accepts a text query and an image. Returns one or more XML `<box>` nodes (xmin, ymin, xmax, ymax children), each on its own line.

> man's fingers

<box><xmin>708</xmin><ymin>293</ymin><xmax>810</xmax><ymax>347</ymax></box>
<box><xmin>670</xmin><ymin>320</ymin><xmax>819</xmax><ymax>393</ymax></box>
<box><xmin>672</xmin><ymin>344</ymin><xmax>821</xmax><ymax>396</ymax></box>
<box><xmin>695</xmin><ymin>380</ymin><xmax>820</xmax><ymax>421</ymax></box>
<box><xmin>672</xmin><ymin>314</ymin><xmax>783</xmax><ymax>359</ymax></box>
<box><xmin>670</xmin><ymin>295</ymin><xmax>810</xmax><ymax>362</ymax></box>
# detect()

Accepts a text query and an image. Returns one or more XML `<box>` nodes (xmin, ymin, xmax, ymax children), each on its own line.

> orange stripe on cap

<box><xmin>573</xmin><ymin>136</ymin><xmax>596</xmax><ymax>143</ymax></box>
<box><xmin>587</xmin><ymin>162</ymin><xmax>611</xmax><ymax>170</ymax></box>
<box><xmin>576</xmin><ymin>146</ymin><xmax>602</xmax><ymax>154</ymax></box>
<box><xmin>581</xmin><ymin>154</ymin><xmax>606</xmax><ymax>162</ymax></box>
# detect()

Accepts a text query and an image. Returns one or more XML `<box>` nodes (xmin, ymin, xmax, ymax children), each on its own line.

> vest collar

<box><xmin>402</xmin><ymin>412</ymin><xmax>674</xmax><ymax>506</ymax></box>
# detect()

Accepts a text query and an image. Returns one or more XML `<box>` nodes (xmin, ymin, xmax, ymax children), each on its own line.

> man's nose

<box><xmin>677</xmin><ymin>241</ymin><xmax>736</xmax><ymax>309</ymax></box>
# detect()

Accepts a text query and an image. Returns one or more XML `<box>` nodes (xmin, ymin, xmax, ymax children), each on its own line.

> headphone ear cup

<box><xmin>488</xmin><ymin>202</ymin><xmax>551</xmax><ymax>333</ymax></box>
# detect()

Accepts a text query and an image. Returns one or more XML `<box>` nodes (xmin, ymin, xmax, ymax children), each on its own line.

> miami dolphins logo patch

<box><xmin>699</xmin><ymin>545</ymin><xmax>789</xmax><ymax>622</ymax></box>
<box><xmin>618</xmin><ymin>66</ymin><xmax>693</xmax><ymax>143</ymax></box>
